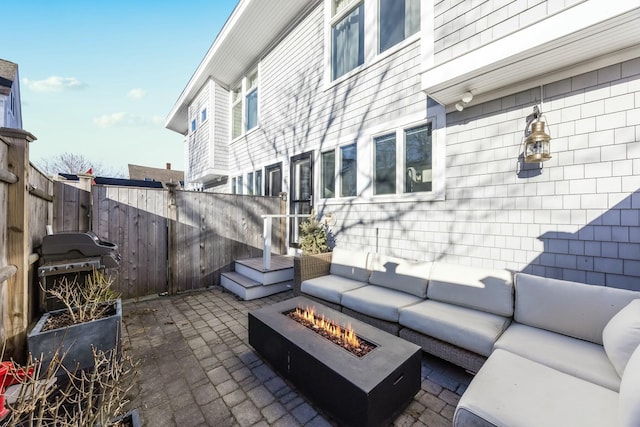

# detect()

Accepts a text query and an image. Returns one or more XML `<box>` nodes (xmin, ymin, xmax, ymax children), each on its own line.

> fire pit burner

<box><xmin>284</xmin><ymin>306</ymin><xmax>376</xmax><ymax>357</ymax></box>
<box><xmin>249</xmin><ymin>297</ymin><xmax>421</xmax><ymax>427</ymax></box>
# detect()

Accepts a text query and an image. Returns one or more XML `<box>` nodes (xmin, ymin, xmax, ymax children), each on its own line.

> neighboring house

<box><xmin>0</xmin><ymin>58</ymin><xmax>23</xmax><ymax>129</ymax></box>
<box><xmin>128</xmin><ymin>163</ymin><xmax>184</xmax><ymax>189</ymax></box>
<box><xmin>167</xmin><ymin>0</ymin><xmax>640</xmax><ymax>291</ymax></box>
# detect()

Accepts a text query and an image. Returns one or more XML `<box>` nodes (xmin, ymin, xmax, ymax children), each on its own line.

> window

<box><xmin>246</xmin><ymin>70</ymin><xmax>258</xmax><ymax>131</ymax></box>
<box><xmin>379</xmin><ymin>0</ymin><xmax>420</xmax><ymax>53</ymax></box>
<box><xmin>374</xmin><ymin>133</ymin><xmax>396</xmax><ymax>195</ymax></box>
<box><xmin>321</xmin><ymin>151</ymin><xmax>336</xmax><ymax>198</ymax></box>
<box><xmin>201</xmin><ymin>108</ymin><xmax>207</xmax><ymax>122</ymax></box>
<box><xmin>340</xmin><ymin>143</ymin><xmax>357</xmax><ymax>197</ymax></box>
<box><xmin>231</xmin><ymin>86</ymin><xmax>242</xmax><ymax>139</ymax></box>
<box><xmin>191</xmin><ymin>119</ymin><xmax>197</xmax><ymax>133</ymax></box>
<box><xmin>231</xmin><ymin>177</ymin><xmax>237</xmax><ymax>194</ymax></box>
<box><xmin>255</xmin><ymin>170</ymin><xmax>263</xmax><ymax>196</ymax></box>
<box><xmin>332</xmin><ymin>1</ymin><xmax>364</xmax><ymax>80</ymax></box>
<box><xmin>404</xmin><ymin>124</ymin><xmax>432</xmax><ymax>193</ymax></box>
<box><xmin>237</xmin><ymin>176</ymin><xmax>244</xmax><ymax>195</ymax></box>
<box><xmin>327</xmin><ymin>0</ymin><xmax>421</xmax><ymax>82</ymax></box>
<box><xmin>247</xmin><ymin>172</ymin><xmax>254</xmax><ymax>195</ymax></box>
<box><xmin>231</xmin><ymin>69</ymin><xmax>259</xmax><ymax>139</ymax></box>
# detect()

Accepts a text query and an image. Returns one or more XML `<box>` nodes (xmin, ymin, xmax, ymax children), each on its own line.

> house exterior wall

<box><xmin>0</xmin><ymin>67</ymin><xmax>23</xmax><ymax>129</ymax></box>
<box><xmin>331</xmin><ymin>58</ymin><xmax>640</xmax><ymax>290</ymax></box>
<box><xmin>213</xmin><ymin>82</ymin><xmax>230</xmax><ymax>172</ymax></box>
<box><xmin>433</xmin><ymin>0</ymin><xmax>585</xmax><ymax>64</ymax></box>
<box><xmin>177</xmin><ymin>0</ymin><xmax>640</xmax><ymax>290</ymax></box>
<box><xmin>231</xmin><ymin>3</ymin><xmax>427</xmax><ymax>192</ymax></box>
<box><xmin>187</xmin><ymin>83</ymin><xmax>211</xmax><ymax>182</ymax></box>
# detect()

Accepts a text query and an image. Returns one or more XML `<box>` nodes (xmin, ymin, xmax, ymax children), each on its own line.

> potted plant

<box><xmin>293</xmin><ymin>211</ymin><xmax>333</xmax><ymax>295</ymax></box>
<box><xmin>27</xmin><ymin>270</ymin><xmax>122</xmax><ymax>377</ymax></box>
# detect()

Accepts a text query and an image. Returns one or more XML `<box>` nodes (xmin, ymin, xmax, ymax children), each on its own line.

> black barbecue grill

<box><xmin>38</xmin><ymin>231</ymin><xmax>121</xmax><ymax>312</ymax></box>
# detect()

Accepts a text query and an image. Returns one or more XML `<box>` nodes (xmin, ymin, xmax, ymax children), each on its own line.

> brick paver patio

<box><xmin>123</xmin><ymin>287</ymin><xmax>473</xmax><ymax>426</ymax></box>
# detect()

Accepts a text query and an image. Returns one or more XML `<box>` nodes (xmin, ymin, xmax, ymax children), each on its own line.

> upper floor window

<box><xmin>231</xmin><ymin>68</ymin><xmax>259</xmax><ymax>140</ymax></box>
<box><xmin>327</xmin><ymin>0</ymin><xmax>420</xmax><ymax>82</ymax></box>
<box><xmin>246</xmin><ymin>70</ymin><xmax>258</xmax><ymax>132</ymax></box>
<box><xmin>231</xmin><ymin>86</ymin><xmax>242</xmax><ymax>139</ymax></box>
<box><xmin>379</xmin><ymin>0</ymin><xmax>420</xmax><ymax>53</ymax></box>
<box><xmin>201</xmin><ymin>108</ymin><xmax>207</xmax><ymax>123</ymax></box>
<box><xmin>191</xmin><ymin>119</ymin><xmax>197</xmax><ymax>133</ymax></box>
<box><xmin>332</xmin><ymin>1</ymin><xmax>364</xmax><ymax>80</ymax></box>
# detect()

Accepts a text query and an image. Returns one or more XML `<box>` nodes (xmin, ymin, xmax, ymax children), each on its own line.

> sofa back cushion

<box><xmin>329</xmin><ymin>247</ymin><xmax>370</xmax><ymax>282</ymax></box>
<box><xmin>426</xmin><ymin>263</ymin><xmax>514</xmax><ymax>317</ymax></box>
<box><xmin>602</xmin><ymin>299</ymin><xmax>640</xmax><ymax>377</ymax></box>
<box><xmin>514</xmin><ymin>273</ymin><xmax>640</xmax><ymax>344</ymax></box>
<box><xmin>619</xmin><ymin>344</ymin><xmax>640</xmax><ymax>427</ymax></box>
<box><xmin>368</xmin><ymin>254</ymin><xmax>431</xmax><ymax>298</ymax></box>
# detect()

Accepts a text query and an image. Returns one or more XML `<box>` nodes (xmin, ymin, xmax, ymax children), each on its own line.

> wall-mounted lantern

<box><xmin>524</xmin><ymin>105</ymin><xmax>552</xmax><ymax>163</ymax></box>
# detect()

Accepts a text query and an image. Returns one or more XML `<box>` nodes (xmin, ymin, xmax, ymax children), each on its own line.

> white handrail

<box><xmin>261</xmin><ymin>213</ymin><xmax>303</xmax><ymax>270</ymax></box>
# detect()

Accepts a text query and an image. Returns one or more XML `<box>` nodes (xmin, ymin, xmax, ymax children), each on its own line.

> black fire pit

<box><xmin>248</xmin><ymin>297</ymin><xmax>421</xmax><ymax>427</ymax></box>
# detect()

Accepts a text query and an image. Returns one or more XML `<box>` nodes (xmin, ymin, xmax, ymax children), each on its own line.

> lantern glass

<box><xmin>524</xmin><ymin>121</ymin><xmax>552</xmax><ymax>163</ymax></box>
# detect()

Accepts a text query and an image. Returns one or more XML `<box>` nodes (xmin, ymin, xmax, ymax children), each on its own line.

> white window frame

<box><xmin>201</xmin><ymin>107</ymin><xmax>207</xmax><ymax>123</ymax></box>
<box><xmin>324</xmin><ymin>0</ymin><xmax>421</xmax><ymax>87</ymax></box>
<box><xmin>318</xmin><ymin>104</ymin><xmax>445</xmax><ymax>204</ymax></box>
<box><xmin>230</xmin><ymin>66</ymin><xmax>260</xmax><ymax>141</ymax></box>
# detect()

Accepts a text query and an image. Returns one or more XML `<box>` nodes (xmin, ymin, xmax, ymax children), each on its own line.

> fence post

<box><xmin>76</xmin><ymin>172</ymin><xmax>94</xmax><ymax>231</ymax></box>
<box><xmin>1</xmin><ymin>127</ymin><xmax>36</xmax><ymax>360</ymax></box>
<box><xmin>166</xmin><ymin>182</ymin><xmax>178</xmax><ymax>295</ymax></box>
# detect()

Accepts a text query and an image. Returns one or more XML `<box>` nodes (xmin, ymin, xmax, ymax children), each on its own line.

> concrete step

<box><xmin>221</xmin><ymin>272</ymin><xmax>292</xmax><ymax>301</ymax></box>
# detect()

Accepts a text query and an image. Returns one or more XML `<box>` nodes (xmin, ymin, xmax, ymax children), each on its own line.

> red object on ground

<box><xmin>0</xmin><ymin>362</ymin><xmax>34</xmax><ymax>420</ymax></box>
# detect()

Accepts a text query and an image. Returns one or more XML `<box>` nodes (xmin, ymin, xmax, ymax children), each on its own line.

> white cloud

<box><xmin>127</xmin><ymin>88</ymin><xmax>146</xmax><ymax>100</ymax></box>
<box><xmin>93</xmin><ymin>112</ymin><xmax>163</xmax><ymax>128</ymax></box>
<box><xmin>22</xmin><ymin>76</ymin><xmax>87</xmax><ymax>92</ymax></box>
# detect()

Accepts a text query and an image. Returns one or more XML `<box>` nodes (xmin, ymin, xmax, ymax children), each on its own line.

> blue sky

<box><xmin>3</xmin><ymin>0</ymin><xmax>238</xmax><ymax>176</ymax></box>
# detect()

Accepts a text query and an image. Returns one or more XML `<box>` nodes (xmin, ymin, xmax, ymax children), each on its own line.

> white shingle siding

<box><xmin>329</xmin><ymin>57</ymin><xmax>640</xmax><ymax>290</ymax></box>
<box><xmin>213</xmin><ymin>82</ymin><xmax>229</xmax><ymax>171</ymax></box>
<box><xmin>231</xmin><ymin>4</ymin><xmax>425</xmax><ymax>176</ymax></box>
<box><xmin>433</xmin><ymin>0</ymin><xmax>585</xmax><ymax>64</ymax></box>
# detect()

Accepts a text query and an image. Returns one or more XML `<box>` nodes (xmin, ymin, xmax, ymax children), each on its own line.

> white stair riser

<box><xmin>220</xmin><ymin>275</ymin><xmax>292</xmax><ymax>301</ymax></box>
<box><xmin>235</xmin><ymin>263</ymin><xmax>293</xmax><ymax>285</ymax></box>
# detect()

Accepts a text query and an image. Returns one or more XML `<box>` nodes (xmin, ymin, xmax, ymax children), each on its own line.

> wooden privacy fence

<box><xmin>0</xmin><ymin>128</ymin><xmax>53</xmax><ymax>360</ymax></box>
<box><xmin>91</xmin><ymin>184</ymin><xmax>285</xmax><ymax>299</ymax></box>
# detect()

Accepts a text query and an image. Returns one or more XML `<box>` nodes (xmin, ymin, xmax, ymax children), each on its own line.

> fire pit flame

<box><xmin>293</xmin><ymin>306</ymin><xmax>360</xmax><ymax>348</ymax></box>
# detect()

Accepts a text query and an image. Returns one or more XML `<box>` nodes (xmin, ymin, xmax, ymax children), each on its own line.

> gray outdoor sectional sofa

<box><xmin>294</xmin><ymin>248</ymin><xmax>640</xmax><ymax>427</ymax></box>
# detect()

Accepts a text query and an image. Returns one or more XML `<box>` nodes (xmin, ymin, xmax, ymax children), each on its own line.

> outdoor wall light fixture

<box><xmin>523</xmin><ymin>104</ymin><xmax>552</xmax><ymax>163</ymax></box>
<box><xmin>455</xmin><ymin>91</ymin><xmax>473</xmax><ymax>111</ymax></box>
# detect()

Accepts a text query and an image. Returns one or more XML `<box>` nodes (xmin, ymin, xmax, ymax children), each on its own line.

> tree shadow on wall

<box><xmin>524</xmin><ymin>189</ymin><xmax>640</xmax><ymax>292</ymax></box>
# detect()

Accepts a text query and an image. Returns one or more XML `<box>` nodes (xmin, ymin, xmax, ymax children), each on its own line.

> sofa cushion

<box><xmin>427</xmin><ymin>263</ymin><xmax>513</xmax><ymax>317</ymax></box>
<box><xmin>619</xmin><ymin>344</ymin><xmax>640</xmax><ymax>427</ymax></box>
<box><xmin>454</xmin><ymin>349</ymin><xmax>619</xmax><ymax>427</ymax></box>
<box><xmin>602</xmin><ymin>299</ymin><xmax>640</xmax><ymax>377</ymax></box>
<box><xmin>514</xmin><ymin>273</ymin><xmax>640</xmax><ymax>344</ymax></box>
<box><xmin>340</xmin><ymin>285</ymin><xmax>423</xmax><ymax>322</ymax></box>
<box><xmin>495</xmin><ymin>323</ymin><xmax>621</xmax><ymax>391</ymax></box>
<box><xmin>329</xmin><ymin>248</ymin><xmax>370</xmax><ymax>282</ymax></box>
<box><xmin>399</xmin><ymin>300</ymin><xmax>510</xmax><ymax>357</ymax></box>
<box><xmin>300</xmin><ymin>275</ymin><xmax>368</xmax><ymax>305</ymax></box>
<box><xmin>368</xmin><ymin>254</ymin><xmax>431</xmax><ymax>298</ymax></box>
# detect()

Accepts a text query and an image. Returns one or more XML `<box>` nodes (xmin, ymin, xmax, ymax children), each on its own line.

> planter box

<box><xmin>27</xmin><ymin>299</ymin><xmax>122</xmax><ymax>376</ymax></box>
